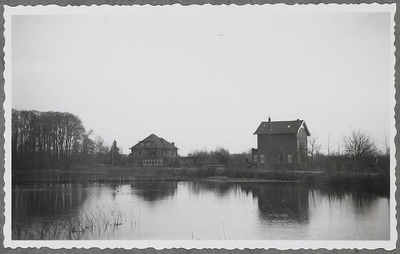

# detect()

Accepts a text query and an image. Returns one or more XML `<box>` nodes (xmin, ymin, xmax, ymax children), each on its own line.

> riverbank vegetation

<box><xmin>13</xmin><ymin>204</ymin><xmax>128</xmax><ymax>240</ymax></box>
<box><xmin>12</xmin><ymin>109</ymin><xmax>390</xmax><ymax>192</ymax></box>
<box><xmin>13</xmin><ymin>164</ymin><xmax>390</xmax><ymax>194</ymax></box>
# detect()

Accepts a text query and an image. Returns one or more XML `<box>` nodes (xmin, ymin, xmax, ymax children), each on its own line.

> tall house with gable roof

<box><xmin>130</xmin><ymin>134</ymin><xmax>178</xmax><ymax>166</ymax></box>
<box><xmin>253</xmin><ymin>117</ymin><xmax>310</xmax><ymax>170</ymax></box>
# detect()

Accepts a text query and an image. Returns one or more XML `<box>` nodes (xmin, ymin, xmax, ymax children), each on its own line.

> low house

<box><xmin>130</xmin><ymin>134</ymin><xmax>178</xmax><ymax>166</ymax></box>
<box><xmin>253</xmin><ymin>117</ymin><xmax>310</xmax><ymax>170</ymax></box>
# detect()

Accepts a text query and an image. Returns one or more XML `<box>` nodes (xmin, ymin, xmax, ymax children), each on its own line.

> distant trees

<box><xmin>12</xmin><ymin>109</ymin><xmax>85</xmax><ymax>169</ymax></box>
<box><xmin>211</xmin><ymin>147</ymin><xmax>230</xmax><ymax>166</ymax></box>
<box><xmin>188</xmin><ymin>147</ymin><xmax>230</xmax><ymax>166</ymax></box>
<box><xmin>12</xmin><ymin>109</ymin><xmax>114</xmax><ymax>170</ymax></box>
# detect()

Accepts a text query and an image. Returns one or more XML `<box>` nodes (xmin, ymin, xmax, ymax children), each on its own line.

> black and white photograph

<box><xmin>3</xmin><ymin>3</ymin><xmax>397</xmax><ymax>250</ymax></box>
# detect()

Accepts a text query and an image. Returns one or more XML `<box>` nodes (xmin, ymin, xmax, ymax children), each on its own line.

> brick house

<box><xmin>253</xmin><ymin>117</ymin><xmax>310</xmax><ymax>170</ymax></box>
<box><xmin>130</xmin><ymin>134</ymin><xmax>178</xmax><ymax>166</ymax></box>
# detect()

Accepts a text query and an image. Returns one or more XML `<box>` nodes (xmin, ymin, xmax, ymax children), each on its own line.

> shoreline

<box><xmin>11</xmin><ymin>167</ymin><xmax>390</xmax><ymax>194</ymax></box>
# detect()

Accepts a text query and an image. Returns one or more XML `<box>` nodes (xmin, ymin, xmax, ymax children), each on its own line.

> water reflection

<box><xmin>12</xmin><ymin>183</ymin><xmax>89</xmax><ymax>239</ymax></box>
<box><xmin>244</xmin><ymin>183</ymin><xmax>309</xmax><ymax>223</ymax></box>
<box><xmin>186</xmin><ymin>181</ymin><xmax>238</xmax><ymax>197</ymax></box>
<box><xmin>13</xmin><ymin>183</ymin><xmax>87</xmax><ymax>218</ymax></box>
<box><xmin>12</xmin><ymin>180</ymin><xmax>390</xmax><ymax>240</ymax></box>
<box><xmin>130</xmin><ymin>181</ymin><xmax>178</xmax><ymax>202</ymax></box>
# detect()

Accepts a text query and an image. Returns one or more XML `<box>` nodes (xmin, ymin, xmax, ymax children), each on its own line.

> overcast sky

<box><xmin>9</xmin><ymin>5</ymin><xmax>394</xmax><ymax>156</ymax></box>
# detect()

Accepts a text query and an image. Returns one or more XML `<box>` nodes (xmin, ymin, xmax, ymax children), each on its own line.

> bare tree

<box><xmin>308</xmin><ymin>136</ymin><xmax>321</xmax><ymax>168</ymax></box>
<box><xmin>343</xmin><ymin>129</ymin><xmax>377</xmax><ymax>158</ymax></box>
<box><xmin>12</xmin><ymin>109</ymin><xmax>87</xmax><ymax>170</ymax></box>
<box><xmin>384</xmin><ymin>131</ymin><xmax>390</xmax><ymax>158</ymax></box>
<box><xmin>327</xmin><ymin>134</ymin><xmax>331</xmax><ymax>156</ymax></box>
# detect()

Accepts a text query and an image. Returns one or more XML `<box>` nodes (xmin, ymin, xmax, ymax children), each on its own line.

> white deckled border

<box><xmin>3</xmin><ymin>3</ymin><xmax>397</xmax><ymax>250</ymax></box>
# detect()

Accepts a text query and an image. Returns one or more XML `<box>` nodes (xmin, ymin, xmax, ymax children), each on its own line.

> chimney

<box><xmin>268</xmin><ymin>116</ymin><xmax>272</xmax><ymax>130</ymax></box>
<box><xmin>172</xmin><ymin>142</ymin><xmax>175</xmax><ymax>147</ymax></box>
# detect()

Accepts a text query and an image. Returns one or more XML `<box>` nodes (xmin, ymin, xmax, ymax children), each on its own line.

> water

<box><xmin>12</xmin><ymin>180</ymin><xmax>390</xmax><ymax>240</ymax></box>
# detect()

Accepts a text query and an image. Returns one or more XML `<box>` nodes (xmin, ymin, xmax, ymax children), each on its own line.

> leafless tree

<box><xmin>343</xmin><ymin>129</ymin><xmax>377</xmax><ymax>158</ymax></box>
<box><xmin>384</xmin><ymin>131</ymin><xmax>390</xmax><ymax>158</ymax></box>
<box><xmin>327</xmin><ymin>134</ymin><xmax>331</xmax><ymax>156</ymax></box>
<box><xmin>308</xmin><ymin>136</ymin><xmax>321</xmax><ymax>168</ymax></box>
<box><xmin>12</xmin><ymin>109</ymin><xmax>108</xmax><ymax>170</ymax></box>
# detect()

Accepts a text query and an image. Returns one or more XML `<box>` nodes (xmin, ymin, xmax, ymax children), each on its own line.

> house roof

<box><xmin>130</xmin><ymin>134</ymin><xmax>178</xmax><ymax>150</ymax></box>
<box><xmin>253</xmin><ymin>119</ymin><xmax>310</xmax><ymax>136</ymax></box>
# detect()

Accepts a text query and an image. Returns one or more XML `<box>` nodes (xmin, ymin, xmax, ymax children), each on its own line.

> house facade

<box><xmin>130</xmin><ymin>134</ymin><xmax>178</xmax><ymax>166</ymax></box>
<box><xmin>253</xmin><ymin>117</ymin><xmax>310</xmax><ymax>170</ymax></box>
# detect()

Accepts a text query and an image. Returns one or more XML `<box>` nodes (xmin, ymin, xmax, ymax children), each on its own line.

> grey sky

<box><xmin>10</xmin><ymin>5</ymin><xmax>394</xmax><ymax>156</ymax></box>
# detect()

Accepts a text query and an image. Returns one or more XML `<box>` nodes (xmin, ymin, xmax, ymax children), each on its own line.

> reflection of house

<box><xmin>253</xmin><ymin>117</ymin><xmax>310</xmax><ymax>170</ymax></box>
<box><xmin>243</xmin><ymin>182</ymin><xmax>309</xmax><ymax>222</ymax></box>
<box><xmin>130</xmin><ymin>181</ymin><xmax>178</xmax><ymax>201</ymax></box>
<box><xmin>130</xmin><ymin>134</ymin><xmax>178</xmax><ymax>166</ymax></box>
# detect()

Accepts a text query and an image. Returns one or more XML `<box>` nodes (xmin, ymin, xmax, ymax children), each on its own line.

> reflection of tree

<box><xmin>187</xmin><ymin>182</ymin><xmax>310</xmax><ymax>223</ymax></box>
<box><xmin>187</xmin><ymin>181</ymin><xmax>236</xmax><ymax>198</ymax></box>
<box><xmin>12</xmin><ymin>183</ymin><xmax>88</xmax><ymax>239</ymax></box>
<box><xmin>13</xmin><ymin>183</ymin><xmax>87</xmax><ymax>218</ymax></box>
<box><xmin>241</xmin><ymin>183</ymin><xmax>309</xmax><ymax>223</ymax></box>
<box><xmin>187</xmin><ymin>181</ymin><xmax>310</xmax><ymax>224</ymax></box>
<box><xmin>130</xmin><ymin>181</ymin><xmax>178</xmax><ymax>202</ymax></box>
<box><xmin>308</xmin><ymin>184</ymin><xmax>387</xmax><ymax>209</ymax></box>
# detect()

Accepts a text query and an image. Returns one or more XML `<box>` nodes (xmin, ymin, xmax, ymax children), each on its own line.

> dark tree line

<box><xmin>188</xmin><ymin>147</ymin><xmax>230</xmax><ymax>166</ymax></box>
<box><xmin>12</xmin><ymin>109</ymin><xmax>112</xmax><ymax>170</ymax></box>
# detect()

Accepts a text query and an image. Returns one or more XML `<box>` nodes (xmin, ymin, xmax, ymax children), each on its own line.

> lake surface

<box><xmin>12</xmin><ymin>179</ymin><xmax>390</xmax><ymax>240</ymax></box>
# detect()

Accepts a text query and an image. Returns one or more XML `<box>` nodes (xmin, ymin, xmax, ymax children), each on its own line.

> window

<box><xmin>140</xmin><ymin>143</ymin><xmax>144</xmax><ymax>147</ymax></box>
<box><xmin>278</xmin><ymin>154</ymin><xmax>284</xmax><ymax>164</ymax></box>
<box><xmin>146</xmin><ymin>142</ymin><xmax>150</xmax><ymax>147</ymax></box>
<box><xmin>288</xmin><ymin>154</ymin><xmax>293</xmax><ymax>163</ymax></box>
<box><xmin>253</xmin><ymin>155</ymin><xmax>258</xmax><ymax>162</ymax></box>
<box><xmin>260</xmin><ymin>154</ymin><xmax>265</xmax><ymax>164</ymax></box>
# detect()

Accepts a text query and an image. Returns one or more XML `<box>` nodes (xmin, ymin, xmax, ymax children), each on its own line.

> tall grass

<box><xmin>12</xmin><ymin>205</ymin><xmax>131</xmax><ymax>240</ymax></box>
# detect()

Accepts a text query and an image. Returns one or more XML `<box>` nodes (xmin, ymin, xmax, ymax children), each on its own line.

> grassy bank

<box><xmin>13</xmin><ymin>166</ymin><xmax>390</xmax><ymax>192</ymax></box>
<box><xmin>13</xmin><ymin>165</ymin><xmax>390</xmax><ymax>193</ymax></box>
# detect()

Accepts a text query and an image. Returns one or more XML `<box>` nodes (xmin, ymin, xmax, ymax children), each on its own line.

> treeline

<box><xmin>307</xmin><ymin>130</ymin><xmax>390</xmax><ymax>175</ymax></box>
<box><xmin>187</xmin><ymin>147</ymin><xmax>230</xmax><ymax>166</ymax></box>
<box><xmin>12</xmin><ymin>109</ymin><xmax>116</xmax><ymax>170</ymax></box>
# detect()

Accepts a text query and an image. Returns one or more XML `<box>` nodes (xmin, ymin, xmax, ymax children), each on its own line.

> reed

<box><xmin>12</xmin><ymin>205</ymin><xmax>129</xmax><ymax>240</ymax></box>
